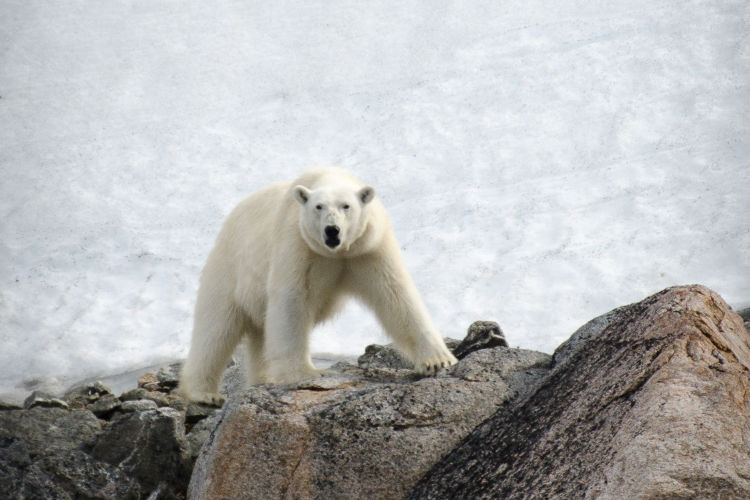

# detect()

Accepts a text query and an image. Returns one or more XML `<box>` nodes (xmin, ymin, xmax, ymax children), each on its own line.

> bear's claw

<box><xmin>416</xmin><ymin>354</ymin><xmax>458</xmax><ymax>376</ymax></box>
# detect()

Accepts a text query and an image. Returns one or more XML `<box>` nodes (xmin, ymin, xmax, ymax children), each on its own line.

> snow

<box><xmin>1</xmin><ymin>0</ymin><xmax>748</xmax><ymax>403</ymax></box>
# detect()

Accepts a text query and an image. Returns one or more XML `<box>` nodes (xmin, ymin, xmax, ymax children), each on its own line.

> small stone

<box><xmin>452</xmin><ymin>321</ymin><xmax>509</xmax><ymax>360</ymax></box>
<box><xmin>63</xmin><ymin>381</ymin><xmax>113</xmax><ymax>409</ymax></box>
<box><xmin>186</xmin><ymin>403</ymin><xmax>219</xmax><ymax>425</ymax></box>
<box><xmin>88</xmin><ymin>393</ymin><xmax>121</xmax><ymax>418</ymax></box>
<box><xmin>23</xmin><ymin>391</ymin><xmax>69</xmax><ymax>410</ymax></box>
<box><xmin>358</xmin><ymin>343</ymin><xmax>412</xmax><ymax>369</ymax></box>
<box><xmin>138</xmin><ymin>372</ymin><xmax>161</xmax><ymax>392</ymax></box>
<box><xmin>120</xmin><ymin>387</ymin><xmax>150</xmax><ymax>401</ymax></box>
<box><xmin>120</xmin><ymin>399</ymin><xmax>159</xmax><ymax>412</ymax></box>
<box><xmin>120</xmin><ymin>388</ymin><xmax>170</xmax><ymax>407</ymax></box>
<box><xmin>156</xmin><ymin>363</ymin><xmax>182</xmax><ymax>390</ymax></box>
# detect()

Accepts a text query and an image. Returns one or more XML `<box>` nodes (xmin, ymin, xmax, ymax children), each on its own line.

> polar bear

<box><xmin>178</xmin><ymin>167</ymin><xmax>457</xmax><ymax>405</ymax></box>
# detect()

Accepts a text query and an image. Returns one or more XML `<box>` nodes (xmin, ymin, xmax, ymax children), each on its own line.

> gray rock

<box><xmin>92</xmin><ymin>408</ymin><xmax>192</xmax><ymax>497</ymax></box>
<box><xmin>120</xmin><ymin>399</ymin><xmax>159</xmax><ymax>412</ymax></box>
<box><xmin>0</xmin><ymin>407</ymin><xmax>102</xmax><ymax>455</ymax></box>
<box><xmin>189</xmin><ymin>344</ymin><xmax>551</xmax><ymax>499</ymax></box>
<box><xmin>63</xmin><ymin>381</ymin><xmax>113</xmax><ymax>410</ymax></box>
<box><xmin>89</xmin><ymin>393</ymin><xmax>122</xmax><ymax>418</ymax></box>
<box><xmin>452</xmin><ymin>321</ymin><xmax>509</xmax><ymax>359</ymax></box>
<box><xmin>0</xmin><ymin>401</ymin><xmax>23</xmax><ymax>411</ymax></box>
<box><xmin>357</xmin><ymin>342</ymin><xmax>412</xmax><ymax>369</ymax></box>
<box><xmin>156</xmin><ymin>363</ymin><xmax>182</xmax><ymax>390</ymax></box>
<box><xmin>23</xmin><ymin>390</ymin><xmax>69</xmax><ymax>410</ymax></box>
<box><xmin>551</xmin><ymin>305</ymin><xmax>628</xmax><ymax>365</ymax></box>
<box><xmin>185</xmin><ymin>403</ymin><xmax>219</xmax><ymax>425</ymax></box>
<box><xmin>120</xmin><ymin>387</ymin><xmax>171</xmax><ymax>407</ymax></box>
<box><xmin>186</xmin><ymin>411</ymin><xmax>222</xmax><ymax>459</ymax></box>
<box><xmin>411</xmin><ymin>285</ymin><xmax>750</xmax><ymax>499</ymax></box>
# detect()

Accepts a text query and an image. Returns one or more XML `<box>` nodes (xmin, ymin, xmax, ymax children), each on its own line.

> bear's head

<box><xmin>293</xmin><ymin>183</ymin><xmax>376</xmax><ymax>255</ymax></box>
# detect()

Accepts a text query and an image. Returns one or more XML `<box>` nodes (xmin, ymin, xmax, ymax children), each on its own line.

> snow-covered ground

<box><xmin>1</xmin><ymin>0</ymin><xmax>748</xmax><ymax>403</ymax></box>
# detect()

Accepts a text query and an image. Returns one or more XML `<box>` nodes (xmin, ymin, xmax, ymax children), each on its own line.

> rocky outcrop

<box><xmin>0</xmin><ymin>370</ymin><xmax>219</xmax><ymax>499</ymax></box>
<box><xmin>188</xmin><ymin>323</ymin><xmax>551</xmax><ymax>499</ymax></box>
<box><xmin>2</xmin><ymin>288</ymin><xmax>748</xmax><ymax>499</ymax></box>
<box><xmin>411</xmin><ymin>285</ymin><xmax>750</xmax><ymax>499</ymax></box>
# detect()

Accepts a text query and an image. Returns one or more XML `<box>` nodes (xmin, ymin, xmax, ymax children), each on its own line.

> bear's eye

<box><xmin>342</xmin><ymin>204</ymin><xmax>350</xmax><ymax>210</ymax></box>
<box><xmin>315</xmin><ymin>204</ymin><xmax>323</xmax><ymax>210</ymax></box>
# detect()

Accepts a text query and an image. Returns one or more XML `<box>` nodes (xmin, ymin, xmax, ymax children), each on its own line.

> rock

<box><xmin>89</xmin><ymin>393</ymin><xmax>122</xmax><ymax>418</ymax></box>
<box><xmin>452</xmin><ymin>321</ymin><xmax>508</xmax><ymax>359</ymax></box>
<box><xmin>0</xmin><ymin>401</ymin><xmax>23</xmax><ymax>411</ymax></box>
<box><xmin>138</xmin><ymin>371</ymin><xmax>161</xmax><ymax>392</ymax></box>
<box><xmin>411</xmin><ymin>285</ymin><xmax>750</xmax><ymax>499</ymax></box>
<box><xmin>0</xmin><ymin>398</ymin><xmax>194</xmax><ymax>498</ymax></box>
<box><xmin>120</xmin><ymin>399</ymin><xmax>159</xmax><ymax>412</ymax></box>
<box><xmin>92</xmin><ymin>408</ymin><xmax>192</xmax><ymax>497</ymax></box>
<box><xmin>0</xmin><ymin>407</ymin><xmax>102</xmax><ymax>455</ymax></box>
<box><xmin>185</xmin><ymin>403</ymin><xmax>219</xmax><ymax>425</ymax></box>
<box><xmin>737</xmin><ymin>306</ymin><xmax>750</xmax><ymax>333</ymax></box>
<box><xmin>357</xmin><ymin>343</ymin><xmax>412</xmax><ymax>369</ymax></box>
<box><xmin>121</xmin><ymin>387</ymin><xmax>171</xmax><ymax>407</ymax></box>
<box><xmin>189</xmin><ymin>345</ymin><xmax>551</xmax><ymax>499</ymax></box>
<box><xmin>157</xmin><ymin>363</ymin><xmax>182</xmax><ymax>390</ymax></box>
<box><xmin>63</xmin><ymin>381</ymin><xmax>113</xmax><ymax>409</ymax></box>
<box><xmin>551</xmin><ymin>305</ymin><xmax>628</xmax><ymax>365</ymax></box>
<box><xmin>22</xmin><ymin>390</ymin><xmax>69</xmax><ymax>410</ymax></box>
<box><xmin>186</xmin><ymin>411</ymin><xmax>222</xmax><ymax>459</ymax></box>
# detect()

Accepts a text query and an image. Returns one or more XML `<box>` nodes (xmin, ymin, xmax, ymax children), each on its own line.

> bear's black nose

<box><xmin>325</xmin><ymin>225</ymin><xmax>340</xmax><ymax>238</ymax></box>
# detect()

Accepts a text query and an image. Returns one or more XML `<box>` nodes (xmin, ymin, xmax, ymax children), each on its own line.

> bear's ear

<box><xmin>293</xmin><ymin>185</ymin><xmax>312</xmax><ymax>205</ymax></box>
<box><xmin>358</xmin><ymin>186</ymin><xmax>375</xmax><ymax>205</ymax></box>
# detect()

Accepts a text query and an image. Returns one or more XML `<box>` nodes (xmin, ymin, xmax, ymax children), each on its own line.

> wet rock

<box><xmin>411</xmin><ymin>285</ymin><xmax>750</xmax><ymax>499</ymax></box>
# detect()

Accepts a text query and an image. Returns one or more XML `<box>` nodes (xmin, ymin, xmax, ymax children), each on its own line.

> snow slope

<box><xmin>1</xmin><ymin>0</ymin><xmax>748</xmax><ymax>402</ymax></box>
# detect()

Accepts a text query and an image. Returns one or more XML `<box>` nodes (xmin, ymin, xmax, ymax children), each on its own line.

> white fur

<box><xmin>178</xmin><ymin>167</ymin><xmax>457</xmax><ymax>405</ymax></box>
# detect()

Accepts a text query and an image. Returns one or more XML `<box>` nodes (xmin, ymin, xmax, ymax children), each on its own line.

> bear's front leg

<box><xmin>263</xmin><ymin>291</ymin><xmax>323</xmax><ymax>384</ymax></box>
<box><xmin>347</xmin><ymin>241</ymin><xmax>458</xmax><ymax>375</ymax></box>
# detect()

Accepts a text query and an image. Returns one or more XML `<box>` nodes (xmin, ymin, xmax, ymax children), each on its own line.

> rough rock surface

<box><xmin>0</xmin><ymin>373</ymin><xmax>220</xmax><ymax>499</ymax></box>
<box><xmin>411</xmin><ymin>285</ymin><xmax>750</xmax><ymax>499</ymax></box>
<box><xmin>189</xmin><ymin>343</ymin><xmax>551</xmax><ymax>499</ymax></box>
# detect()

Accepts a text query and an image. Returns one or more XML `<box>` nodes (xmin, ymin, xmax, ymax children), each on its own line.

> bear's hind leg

<box><xmin>179</xmin><ymin>301</ymin><xmax>243</xmax><ymax>406</ymax></box>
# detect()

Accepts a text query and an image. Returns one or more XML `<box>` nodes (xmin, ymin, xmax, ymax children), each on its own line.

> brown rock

<box><xmin>189</xmin><ymin>346</ymin><xmax>552</xmax><ymax>499</ymax></box>
<box><xmin>411</xmin><ymin>285</ymin><xmax>750</xmax><ymax>499</ymax></box>
<box><xmin>137</xmin><ymin>372</ymin><xmax>161</xmax><ymax>392</ymax></box>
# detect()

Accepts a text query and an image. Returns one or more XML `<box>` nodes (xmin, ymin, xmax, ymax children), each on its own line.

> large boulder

<box><xmin>411</xmin><ymin>285</ymin><xmax>750</xmax><ymax>499</ymax></box>
<box><xmin>188</xmin><ymin>336</ymin><xmax>551</xmax><ymax>499</ymax></box>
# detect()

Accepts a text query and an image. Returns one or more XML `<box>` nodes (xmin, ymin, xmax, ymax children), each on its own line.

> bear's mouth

<box><xmin>325</xmin><ymin>237</ymin><xmax>341</xmax><ymax>249</ymax></box>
